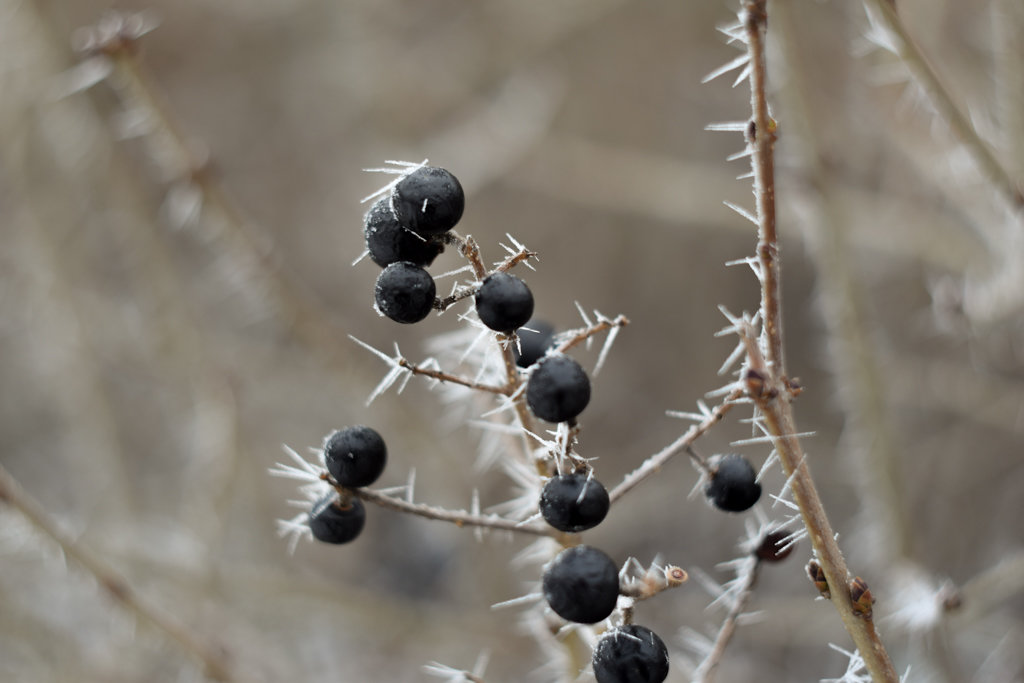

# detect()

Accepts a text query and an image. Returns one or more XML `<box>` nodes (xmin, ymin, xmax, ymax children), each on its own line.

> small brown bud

<box><xmin>850</xmin><ymin>577</ymin><xmax>875</xmax><ymax>619</ymax></box>
<box><xmin>806</xmin><ymin>560</ymin><xmax>830</xmax><ymax>599</ymax></box>
<box><xmin>744</xmin><ymin>368</ymin><xmax>767</xmax><ymax>398</ymax></box>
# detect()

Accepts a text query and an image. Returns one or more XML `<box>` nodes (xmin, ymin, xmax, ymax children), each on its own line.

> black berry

<box><xmin>704</xmin><ymin>453</ymin><xmax>761</xmax><ymax>512</ymax></box>
<box><xmin>475</xmin><ymin>272</ymin><xmax>535</xmax><ymax>333</ymax></box>
<box><xmin>392</xmin><ymin>166</ymin><xmax>464</xmax><ymax>235</ymax></box>
<box><xmin>323</xmin><ymin>426</ymin><xmax>387</xmax><ymax>488</ymax></box>
<box><xmin>539</xmin><ymin>472</ymin><xmax>610</xmax><ymax>533</ymax></box>
<box><xmin>375</xmin><ymin>261</ymin><xmax>436</xmax><ymax>324</ymax></box>
<box><xmin>514</xmin><ymin>320</ymin><xmax>555</xmax><ymax>367</ymax></box>
<box><xmin>526</xmin><ymin>355</ymin><xmax>591</xmax><ymax>423</ymax></box>
<box><xmin>309</xmin><ymin>494</ymin><xmax>366</xmax><ymax>544</ymax></box>
<box><xmin>364</xmin><ymin>197</ymin><xmax>443</xmax><ymax>268</ymax></box>
<box><xmin>542</xmin><ymin>545</ymin><xmax>619</xmax><ymax>624</ymax></box>
<box><xmin>592</xmin><ymin>624</ymin><xmax>669</xmax><ymax>683</ymax></box>
<box><xmin>755</xmin><ymin>529</ymin><xmax>795</xmax><ymax>562</ymax></box>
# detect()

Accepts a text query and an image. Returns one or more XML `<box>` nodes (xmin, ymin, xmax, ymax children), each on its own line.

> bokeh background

<box><xmin>2</xmin><ymin>0</ymin><xmax>1022</xmax><ymax>681</ymax></box>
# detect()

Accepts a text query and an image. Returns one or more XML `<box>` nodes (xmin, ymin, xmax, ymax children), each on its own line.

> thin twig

<box><xmin>694</xmin><ymin>559</ymin><xmax>761</xmax><ymax>683</ymax></box>
<box><xmin>348</xmin><ymin>486</ymin><xmax>555</xmax><ymax>537</ymax></box>
<box><xmin>435</xmin><ymin>285</ymin><xmax>480</xmax><ymax>312</ymax></box>
<box><xmin>397</xmin><ymin>358</ymin><xmax>510</xmax><ymax>395</ymax></box>
<box><xmin>493</xmin><ymin>246</ymin><xmax>538</xmax><ymax>273</ymax></box>
<box><xmin>743</xmin><ymin>5</ymin><xmax>785</xmax><ymax>376</ymax></box>
<box><xmin>0</xmin><ymin>463</ymin><xmax>234</xmax><ymax>682</ymax></box>
<box><xmin>555</xmin><ymin>314</ymin><xmax>631</xmax><ymax>355</ymax></box>
<box><xmin>740</xmin><ymin>3</ymin><xmax>899</xmax><ymax>680</ymax></box>
<box><xmin>608</xmin><ymin>389</ymin><xmax>741</xmax><ymax>503</ymax></box>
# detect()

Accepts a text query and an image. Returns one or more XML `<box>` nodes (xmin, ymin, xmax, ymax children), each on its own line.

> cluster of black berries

<box><xmin>365</xmin><ymin>165</ymin><xmax>464</xmax><ymax>324</ymax></box>
<box><xmin>364</xmin><ymin>165</ymin><xmax>594</xmax><ymax>428</ymax></box>
<box><xmin>542</xmin><ymin>545</ymin><xmax>669</xmax><ymax>683</ymax></box>
<box><xmin>308</xmin><ymin>426</ymin><xmax>387</xmax><ymax>544</ymax></box>
<box><xmin>358</xmin><ymin>165</ymin><xmax>667</xmax><ymax>680</ymax></box>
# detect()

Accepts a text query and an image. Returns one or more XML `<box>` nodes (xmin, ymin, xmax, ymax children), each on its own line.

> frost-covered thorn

<box><xmin>360</xmin><ymin>158</ymin><xmax>428</xmax><ymax>204</ymax></box>
<box><xmin>705</xmin><ymin>121</ymin><xmax>750</xmax><ymax>132</ymax></box>
<box><xmin>821</xmin><ymin>644</ymin><xmax>871</xmax><ymax>683</ymax></box>
<box><xmin>490</xmin><ymin>592</ymin><xmax>543</xmax><ymax>611</ymax></box>
<box><xmin>702</xmin><ymin>53</ymin><xmax>751</xmax><ymax>84</ymax></box>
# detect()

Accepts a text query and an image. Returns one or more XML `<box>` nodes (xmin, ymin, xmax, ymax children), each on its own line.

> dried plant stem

<box><xmin>348</xmin><ymin>486</ymin><xmax>555</xmax><ymax>537</ymax></box>
<box><xmin>864</xmin><ymin>0</ymin><xmax>1024</xmax><ymax>212</ymax></box>
<box><xmin>0</xmin><ymin>463</ymin><xmax>234</xmax><ymax>682</ymax></box>
<box><xmin>742</xmin><ymin>3</ymin><xmax>899</xmax><ymax>680</ymax></box>
<box><xmin>608</xmin><ymin>389</ymin><xmax>741</xmax><ymax>503</ymax></box>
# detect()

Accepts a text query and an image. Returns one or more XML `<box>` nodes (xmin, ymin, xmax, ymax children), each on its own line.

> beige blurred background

<box><xmin>2</xmin><ymin>0</ymin><xmax>1022</xmax><ymax>681</ymax></box>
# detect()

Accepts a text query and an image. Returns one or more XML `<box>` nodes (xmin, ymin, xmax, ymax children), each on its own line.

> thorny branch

<box><xmin>739</xmin><ymin>4</ymin><xmax>899</xmax><ymax>679</ymax></box>
<box><xmin>608</xmin><ymin>389</ymin><xmax>742</xmax><ymax>503</ymax></box>
<box><xmin>693</xmin><ymin>559</ymin><xmax>760</xmax><ymax>683</ymax></box>
<box><xmin>342</xmin><ymin>484</ymin><xmax>557</xmax><ymax>538</ymax></box>
<box><xmin>397</xmin><ymin>358</ymin><xmax>509</xmax><ymax>396</ymax></box>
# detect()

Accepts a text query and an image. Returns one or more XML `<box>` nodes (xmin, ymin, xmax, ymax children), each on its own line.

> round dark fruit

<box><xmin>592</xmin><ymin>624</ymin><xmax>669</xmax><ymax>683</ymax></box>
<box><xmin>374</xmin><ymin>261</ymin><xmax>436</xmax><ymax>324</ymax></box>
<box><xmin>514</xmin><ymin>320</ymin><xmax>555</xmax><ymax>367</ymax></box>
<box><xmin>323</xmin><ymin>425</ymin><xmax>387</xmax><ymax>488</ymax></box>
<box><xmin>475</xmin><ymin>272</ymin><xmax>535</xmax><ymax>333</ymax></box>
<box><xmin>704</xmin><ymin>453</ymin><xmax>761</xmax><ymax>512</ymax></box>
<box><xmin>539</xmin><ymin>473</ymin><xmax>610</xmax><ymax>533</ymax></box>
<box><xmin>755</xmin><ymin>529</ymin><xmax>795</xmax><ymax>562</ymax></box>
<box><xmin>364</xmin><ymin>197</ymin><xmax>443</xmax><ymax>268</ymax></box>
<box><xmin>391</xmin><ymin>166</ymin><xmax>464</xmax><ymax>235</ymax></box>
<box><xmin>309</xmin><ymin>494</ymin><xmax>366</xmax><ymax>544</ymax></box>
<box><xmin>526</xmin><ymin>355</ymin><xmax>591</xmax><ymax>423</ymax></box>
<box><xmin>542</xmin><ymin>545</ymin><xmax>619</xmax><ymax>624</ymax></box>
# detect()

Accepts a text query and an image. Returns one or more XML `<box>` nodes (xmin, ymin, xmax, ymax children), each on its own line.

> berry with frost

<box><xmin>592</xmin><ymin>624</ymin><xmax>669</xmax><ymax>683</ymax></box>
<box><xmin>364</xmin><ymin>197</ymin><xmax>442</xmax><ymax>268</ymax></box>
<box><xmin>526</xmin><ymin>354</ymin><xmax>591</xmax><ymax>423</ymax></box>
<box><xmin>542</xmin><ymin>545</ymin><xmax>619</xmax><ymax>624</ymax></box>
<box><xmin>704</xmin><ymin>453</ymin><xmax>761</xmax><ymax>512</ymax></box>
<box><xmin>539</xmin><ymin>472</ymin><xmax>610</xmax><ymax>533</ymax></box>
<box><xmin>375</xmin><ymin>261</ymin><xmax>437</xmax><ymax>324</ymax></box>
<box><xmin>755</xmin><ymin>529</ymin><xmax>795</xmax><ymax>562</ymax></box>
<box><xmin>514</xmin><ymin>320</ymin><xmax>555</xmax><ymax>367</ymax></box>
<box><xmin>392</xmin><ymin>166</ymin><xmax>464</xmax><ymax>235</ymax></box>
<box><xmin>324</xmin><ymin>425</ymin><xmax>387</xmax><ymax>488</ymax></box>
<box><xmin>475</xmin><ymin>272</ymin><xmax>535</xmax><ymax>333</ymax></box>
<box><xmin>309</xmin><ymin>494</ymin><xmax>366</xmax><ymax>544</ymax></box>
